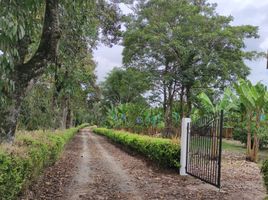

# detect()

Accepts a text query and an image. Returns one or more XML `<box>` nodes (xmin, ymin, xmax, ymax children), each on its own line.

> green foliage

<box><xmin>0</xmin><ymin>124</ymin><xmax>88</xmax><ymax>200</ymax></box>
<box><xmin>196</xmin><ymin>88</ymin><xmax>238</xmax><ymax>116</ymax></box>
<box><xmin>262</xmin><ymin>160</ymin><xmax>268</xmax><ymax>193</ymax></box>
<box><xmin>17</xmin><ymin>51</ymin><xmax>98</xmax><ymax>130</ymax></box>
<box><xmin>0</xmin><ymin>0</ymin><xmax>128</xmax><ymax>142</ymax></box>
<box><xmin>233</xmin><ymin>124</ymin><xmax>268</xmax><ymax>150</ymax></box>
<box><xmin>196</xmin><ymin>92</ymin><xmax>216</xmax><ymax>114</ymax></box>
<box><xmin>197</xmin><ymin>79</ymin><xmax>268</xmax><ymax>157</ymax></box>
<box><xmin>18</xmin><ymin>81</ymin><xmax>57</xmax><ymax>130</ymax></box>
<box><xmin>101</xmin><ymin>67</ymin><xmax>150</xmax><ymax>105</ymax></box>
<box><xmin>234</xmin><ymin>79</ymin><xmax>264</xmax><ymax>114</ymax></box>
<box><xmin>258</xmin><ymin>127</ymin><xmax>268</xmax><ymax>149</ymax></box>
<box><xmin>123</xmin><ymin>0</ymin><xmax>260</xmax><ymax>119</ymax></box>
<box><xmin>106</xmin><ymin>103</ymin><xmax>164</xmax><ymax>133</ymax></box>
<box><xmin>233</xmin><ymin>126</ymin><xmax>247</xmax><ymax>144</ymax></box>
<box><xmin>93</xmin><ymin>128</ymin><xmax>180</xmax><ymax>169</ymax></box>
<box><xmin>196</xmin><ymin>79</ymin><xmax>268</xmax><ymax>161</ymax></box>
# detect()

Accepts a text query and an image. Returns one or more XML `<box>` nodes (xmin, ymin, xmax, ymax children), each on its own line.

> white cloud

<box><xmin>211</xmin><ymin>0</ymin><xmax>268</xmax><ymax>14</ymax></box>
<box><xmin>248</xmin><ymin>60</ymin><xmax>268</xmax><ymax>85</ymax></box>
<box><xmin>260</xmin><ymin>38</ymin><xmax>268</xmax><ymax>51</ymax></box>
<box><xmin>93</xmin><ymin>45</ymin><xmax>123</xmax><ymax>82</ymax></box>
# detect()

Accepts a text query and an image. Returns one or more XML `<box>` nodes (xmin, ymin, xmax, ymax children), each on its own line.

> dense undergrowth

<box><xmin>93</xmin><ymin>128</ymin><xmax>180</xmax><ymax>169</ymax></box>
<box><xmin>0</xmin><ymin>124</ymin><xmax>88</xmax><ymax>200</ymax></box>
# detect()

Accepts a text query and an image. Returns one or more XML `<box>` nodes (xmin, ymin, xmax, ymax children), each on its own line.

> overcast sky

<box><xmin>93</xmin><ymin>0</ymin><xmax>268</xmax><ymax>85</ymax></box>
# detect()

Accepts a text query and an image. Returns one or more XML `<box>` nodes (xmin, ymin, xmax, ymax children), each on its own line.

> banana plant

<box><xmin>197</xmin><ymin>87</ymin><xmax>238</xmax><ymax>115</ymax></box>
<box><xmin>106</xmin><ymin>104</ymin><xmax>119</xmax><ymax>128</ymax></box>
<box><xmin>172</xmin><ymin>112</ymin><xmax>180</xmax><ymax>127</ymax></box>
<box><xmin>143</xmin><ymin>109</ymin><xmax>162</xmax><ymax>128</ymax></box>
<box><xmin>234</xmin><ymin>79</ymin><xmax>268</xmax><ymax>162</ymax></box>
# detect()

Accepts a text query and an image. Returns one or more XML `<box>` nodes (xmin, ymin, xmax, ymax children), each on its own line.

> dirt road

<box><xmin>21</xmin><ymin>128</ymin><xmax>266</xmax><ymax>200</ymax></box>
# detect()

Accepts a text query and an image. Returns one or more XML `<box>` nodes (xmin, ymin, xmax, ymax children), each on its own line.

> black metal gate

<box><xmin>186</xmin><ymin>111</ymin><xmax>223</xmax><ymax>188</ymax></box>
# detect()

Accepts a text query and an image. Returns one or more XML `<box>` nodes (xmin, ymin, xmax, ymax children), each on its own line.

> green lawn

<box><xmin>222</xmin><ymin>139</ymin><xmax>268</xmax><ymax>163</ymax></box>
<box><xmin>222</xmin><ymin>139</ymin><xmax>245</xmax><ymax>153</ymax></box>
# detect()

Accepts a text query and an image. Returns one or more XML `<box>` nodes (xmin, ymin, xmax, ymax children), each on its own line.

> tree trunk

<box><xmin>164</xmin><ymin>102</ymin><xmax>173</xmax><ymax>137</ymax></box>
<box><xmin>163</xmin><ymin>83</ymin><xmax>167</xmax><ymax>116</ymax></box>
<box><xmin>0</xmin><ymin>86</ymin><xmax>25</xmax><ymax>142</ymax></box>
<box><xmin>61</xmin><ymin>96</ymin><xmax>69</xmax><ymax>129</ymax></box>
<box><xmin>0</xmin><ymin>0</ymin><xmax>60</xmax><ymax>143</ymax></box>
<box><xmin>66</xmin><ymin>105</ymin><xmax>72</xmax><ymax>129</ymax></box>
<box><xmin>185</xmin><ymin>85</ymin><xmax>192</xmax><ymax>117</ymax></box>
<box><xmin>251</xmin><ymin>112</ymin><xmax>260</xmax><ymax>162</ymax></box>
<box><xmin>246</xmin><ymin>113</ymin><xmax>252</xmax><ymax>160</ymax></box>
<box><xmin>180</xmin><ymin>86</ymin><xmax>185</xmax><ymax>120</ymax></box>
<box><xmin>164</xmin><ymin>81</ymin><xmax>174</xmax><ymax>137</ymax></box>
<box><xmin>252</xmin><ymin>134</ymin><xmax>259</xmax><ymax>162</ymax></box>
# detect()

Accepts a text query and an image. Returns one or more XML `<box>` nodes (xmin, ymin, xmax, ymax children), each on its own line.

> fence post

<box><xmin>180</xmin><ymin>118</ymin><xmax>191</xmax><ymax>176</ymax></box>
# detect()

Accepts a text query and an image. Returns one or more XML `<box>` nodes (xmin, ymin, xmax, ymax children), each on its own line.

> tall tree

<box><xmin>0</xmin><ymin>0</ymin><xmax>127</xmax><ymax>142</ymax></box>
<box><xmin>101</xmin><ymin>67</ymin><xmax>150</xmax><ymax>105</ymax></box>
<box><xmin>0</xmin><ymin>0</ymin><xmax>61</xmax><ymax>142</ymax></box>
<box><xmin>123</xmin><ymin>0</ymin><xmax>259</xmax><ymax>136</ymax></box>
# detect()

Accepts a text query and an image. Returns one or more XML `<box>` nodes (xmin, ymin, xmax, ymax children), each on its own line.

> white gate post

<box><xmin>180</xmin><ymin>118</ymin><xmax>191</xmax><ymax>176</ymax></box>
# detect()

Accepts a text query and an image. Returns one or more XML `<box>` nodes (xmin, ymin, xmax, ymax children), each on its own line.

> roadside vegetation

<box><xmin>0</xmin><ymin>124</ymin><xmax>88</xmax><ymax>200</ymax></box>
<box><xmin>93</xmin><ymin>127</ymin><xmax>180</xmax><ymax>169</ymax></box>
<box><xmin>0</xmin><ymin>0</ymin><xmax>268</xmax><ymax>198</ymax></box>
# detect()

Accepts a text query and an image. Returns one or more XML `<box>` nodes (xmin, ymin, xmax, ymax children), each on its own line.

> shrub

<box><xmin>233</xmin><ymin>125</ymin><xmax>268</xmax><ymax>149</ymax></box>
<box><xmin>233</xmin><ymin>126</ymin><xmax>247</xmax><ymax>144</ymax></box>
<box><xmin>93</xmin><ymin>128</ymin><xmax>180</xmax><ymax>169</ymax></box>
<box><xmin>0</xmin><ymin>124</ymin><xmax>88</xmax><ymax>200</ymax></box>
<box><xmin>262</xmin><ymin>160</ymin><xmax>268</xmax><ymax>193</ymax></box>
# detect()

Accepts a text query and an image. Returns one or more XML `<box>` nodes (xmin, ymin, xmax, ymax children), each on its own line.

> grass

<box><xmin>188</xmin><ymin>137</ymin><xmax>245</xmax><ymax>153</ymax></box>
<box><xmin>222</xmin><ymin>139</ymin><xmax>245</xmax><ymax>153</ymax></box>
<box><xmin>188</xmin><ymin>137</ymin><xmax>268</xmax><ymax>164</ymax></box>
<box><xmin>222</xmin><ymin>139</ymin><xmax>268</xmax><ymax>164</ymax></box>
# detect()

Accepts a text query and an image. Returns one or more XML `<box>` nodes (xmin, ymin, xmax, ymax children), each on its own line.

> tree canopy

<box><xmin>122</xmin><ymin>0</ymin><xmax>260</xmax><ymax>134</ymax></box>
<box><xmin>101</xmin><ymin>67</ymin><xmax>151</xmax><ymax>105</ymax></box>
<box><xmin>0</xmin><ymin>0</ymin><xmax>128</xmax><ymax>142</ymax></box>
<box><xmin>0</xmin><ymin>0</ymin><xmax>264</xmax><ymax>146</ymax></box>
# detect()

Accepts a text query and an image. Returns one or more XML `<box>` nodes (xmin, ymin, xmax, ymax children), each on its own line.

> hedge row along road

<box><xmin>21</xmin><ymin>128</ymin><xmax>266</xmax><ymax>200</ymax></box>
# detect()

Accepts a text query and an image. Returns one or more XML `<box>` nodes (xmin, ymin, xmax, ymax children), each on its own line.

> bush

<box><xmin>233</xmin><ymin>126</ymin><xmax>247</xmax><ymax>144</ymax></box>
<box><xmin>262</xmin><ymin>160</ymin><xmax>268</xmax><ymax>193</ymax></box>
<box><xmin>93</xmin><ymin>128</ymin><xmax>180</xmax><ymax>169</ymax></box>
<box><xmin>233</xmin><ymin>125</ymin><xmax>268</xmax><ymax>149</ymax></box>
<box><xmin>0</xmin><ymin>124</ymin><xmax>88</xmax><ymax>200</ymax></box>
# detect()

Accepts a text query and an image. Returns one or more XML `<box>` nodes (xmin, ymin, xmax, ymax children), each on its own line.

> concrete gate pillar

<box><xmin>180</xmin><ymin>118</ymin><xmax>191</xmax><ymax>176</ymax></box>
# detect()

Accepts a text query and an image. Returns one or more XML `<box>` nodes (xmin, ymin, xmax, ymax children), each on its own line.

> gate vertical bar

<box><xmin>217</xmin><ymin>110</ymin><xmax>224</xmax><ymax>187</ymax></box>
<box><xmin>186</xmin><ymin>123</ymin><xmax>189</xmax><ymax>173</ymax></box>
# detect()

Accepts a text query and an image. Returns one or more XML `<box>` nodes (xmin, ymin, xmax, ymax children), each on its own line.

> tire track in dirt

<box><xmin>64</xmin><ymin>129</ymin><xmax>142</xmax><ymax>200</ymax></box>
<box><xmin>64</xmin><ymin>130</ymin><xmax>92</xmax><ymax>199</ymax></box>
<box><xmin>90</xmin><ymin>133</ymin><xmax>142</xmax><ymax>199</ymax></box>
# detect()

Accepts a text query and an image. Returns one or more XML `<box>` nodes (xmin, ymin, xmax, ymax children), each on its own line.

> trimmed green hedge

<box><xmin>93</xmin><ymin>128</ymin><xmax>180</xmax><ymax>169</ymax></box>
<box><xmin>262</xmin><ymin>160</ymin><xmax>268</xmax><ymax>193</ymax></box>
<box><xmin>0</xmin><ymin>124</ymin><xmax>88</xmax><ymax>200</ymax></box>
